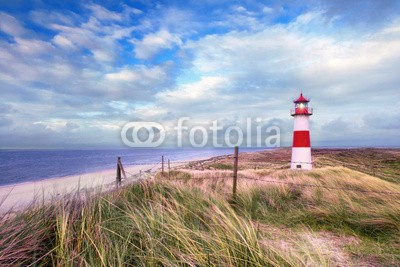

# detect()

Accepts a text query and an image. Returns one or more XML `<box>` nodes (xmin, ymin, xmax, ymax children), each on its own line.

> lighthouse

<box><xmin>290</xmin><ymin>93</ymin><xmax>313</xmax><ymax>170</ymax></box>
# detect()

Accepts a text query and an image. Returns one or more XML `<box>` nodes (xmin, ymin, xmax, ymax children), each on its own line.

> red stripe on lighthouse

<box><xmin>292</xmin><ymin>131</ymin><xmax>310</xmax><ymax>147</ymax></box>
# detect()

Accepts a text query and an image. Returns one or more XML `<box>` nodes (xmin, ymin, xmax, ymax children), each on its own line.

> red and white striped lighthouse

<box><xmin>291</xmin><ymin>93</ymin><xmax>313</xmax><ymax>170</ymax></box>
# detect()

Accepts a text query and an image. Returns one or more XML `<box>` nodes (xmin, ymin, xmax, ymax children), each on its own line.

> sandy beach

<box><xmin>0</xmin><ymin>159</ymin><xmax>197</xmax><ymax>214</ymax></box>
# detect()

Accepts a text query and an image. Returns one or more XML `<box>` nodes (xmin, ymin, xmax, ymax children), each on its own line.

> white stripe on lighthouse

<box><xmin>293</xmin><ymin>115</ymin><xmax>310</xmax><ymax>131</ymax></box>
<box><xmin>291</xmin><ymin>148</ymin><xmax>312</xmax><ymax>170</ymax></box>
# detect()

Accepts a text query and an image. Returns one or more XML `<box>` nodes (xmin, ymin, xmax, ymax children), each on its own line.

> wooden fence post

<box><xmin>233</xmin><ymin>146</ymin><xmax>239</xmax><ymax>199</ymax></box>
<box><xmin>168</xmin><ymin>159</ymin><xmax>171</xmax><ymax>176</ymax></box>
<box><xmin>162</xmin><ymin>155</ymin><xmax>164</xmax><ymax>176</ymax></box>
<box><xmin>116</xmin><ymin>157</ymin><xmax>122</xmax><ymax>187</ymax></box>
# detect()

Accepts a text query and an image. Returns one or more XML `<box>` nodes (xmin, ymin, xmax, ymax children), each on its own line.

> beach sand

<box><xmin>0</xmin><ymin>160</ymin><xmax>195</xmax><ymax>214</ymax></box>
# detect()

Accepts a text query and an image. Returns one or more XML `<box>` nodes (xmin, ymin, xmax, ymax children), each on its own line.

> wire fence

<box><xmin>160</xmin><ymin>176</ymin><xmax>400</xmax><ymax>195</ymax></box>
<box><xmin>123</xmin><ymin>160</ymin><xmax>194</xmax><ymax>166</ymax></box>
<box><xmin>116</xmin><ymin>157</ymin><xmax>195</xmax><ymax>187</ymax></box>
<box><xmin>115</xmin><ymin>150</ymin><xmax>400</xmax><ymax>196</ymax></box>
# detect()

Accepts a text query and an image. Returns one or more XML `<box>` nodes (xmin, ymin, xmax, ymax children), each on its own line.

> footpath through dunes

<box><xmin>0</xmin><ymin>148</ymin><xmax>399</xmax><ymax>266</ymax></box>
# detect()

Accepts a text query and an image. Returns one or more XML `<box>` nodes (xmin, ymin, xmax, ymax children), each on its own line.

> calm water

<box><xmin>0</xmin><ymin>148</ymin><xmax>265</xmax><ymax>186</ymax></box>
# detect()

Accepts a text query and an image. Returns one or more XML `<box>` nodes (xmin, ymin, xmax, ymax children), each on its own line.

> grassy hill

<box><xmin>0</xmin><ymin>148</ymin><xmax>399</xmax><ymax>266</ymax></box>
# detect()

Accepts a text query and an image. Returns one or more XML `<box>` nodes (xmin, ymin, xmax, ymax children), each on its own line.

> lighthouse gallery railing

<box><xmin>290</xmin><ymin>107</ymin><xmax>313</xmax><ymax>116</ymax></box>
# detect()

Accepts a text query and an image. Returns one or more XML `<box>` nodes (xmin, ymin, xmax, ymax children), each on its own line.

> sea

<box><xmin>0</xmin><ymin>147</ymin><xmax>266</xmax><ymax>187</ymax></box>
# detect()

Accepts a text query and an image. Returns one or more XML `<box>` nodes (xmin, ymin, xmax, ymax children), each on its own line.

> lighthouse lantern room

<box><xmin>290</xmin><ymin>93</ymin><xmax>313</xmax><ymax>170</ymax></box>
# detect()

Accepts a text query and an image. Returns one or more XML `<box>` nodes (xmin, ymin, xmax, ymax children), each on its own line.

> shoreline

<box><xmin>0</xmin><ymin>155</ymin><xmax>214</xmax><ymax>213</ymax></box>
<box><xmin>0</xmin><ymin>147</ymin><xmax>257</xmax><ymax>187</ymax></box>
<box><xmin>2</xmin><ymin>147</ymin><xmax>398</xmax><ymax>214</ymax></box>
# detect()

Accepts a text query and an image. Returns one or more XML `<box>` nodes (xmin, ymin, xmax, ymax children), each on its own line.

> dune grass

<box><xmin>164</xmin><ymin>166</ymin><xmax>400</xmax><ymax>266</ymax></box>
<box><xmin>209</xmin><ymin>163</ymin><xmax>234</xmax><ymax>170</ymax></box>
<box><xmin>0</xmin><ymin>149</ymin><xmax>399</xmax><ymax>266</ymax></box>
<box><xmin>0</xmin><ymin>180</ymin><xmax>333</xmax><ymax>266</ymax></box>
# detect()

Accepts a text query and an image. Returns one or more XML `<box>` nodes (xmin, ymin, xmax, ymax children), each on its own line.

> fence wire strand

<box><xmin>161</xmin><ymin>175</ymin><xmax>400</xmax><ymax>195</ymax></box>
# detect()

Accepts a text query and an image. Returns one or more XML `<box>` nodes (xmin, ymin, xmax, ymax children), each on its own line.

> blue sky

<box><xmin>0</xmin><ymin>0</ymin><xmax>399</xmax><ymax>148</ymax></box>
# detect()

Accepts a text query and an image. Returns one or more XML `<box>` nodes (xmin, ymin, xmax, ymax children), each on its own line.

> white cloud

<box><xmin>185</xmin><ymin>18</ymin><xmax>400</xmax><ymax>107</ymax></box>
<box><xmin>234</xmin><ymin>6</ymin><xmax>247</xmax><ymax>13</ymax></box>
<box><xmin>13</xmin><ymin>37</ymin><xmax>54</xmax><ymax>55</ymax></box>
<box><xmin>85</xmin><ymin>4</ymin><xmax>122</xmax><ymax>21</ymax></box>
<box><xmin>41</xmin><ymin>8</ymin><xmax>136</xmax><ymax>63</ymax></box>
<box><xmin>92</xmin><ymin>49</ymin><xmax>114</xmax><ymax>62</ymax></box>
<box><xmin>52</xmin><ymin>34</ymin><xmax>76</xmax><ymax>49</ymax></box>
<box><xmin>29</xmin><ymin>10</ymin><xmax>79</xmax><ymax>27</ymax></box>
<box><xmin>132</xmin><ymin>29</ymin><xmax>182</xmax><ymax>59</ymax></box>
<box><xmin>131</xmin><ymin>105</ymin><xmax>168</xmax><ymax>119</ymax></box>
<box><xmin>122</xmin><ymin>5</ymin><xmax>142</xmax><ymax>16</ymax></box>
<box><xmin>262</xmin><ymin>6</ymin><xmax>274</xmax><ymax>14</ymax></box>
<box><xmin>105</xmin><ymin>65</ymin><xmax>168</xmax><ymax>83</ymax></box>
<box><xmin>185</xmin><ymin>26</ymin><xmax>304</xmax><ymax>74</ymax></box>
<box><xmin>0</xmin><ymin>12</ymin><xmax>27</xmax><ymax>37</ymax></box>
<box><xmin>289</xmin><ymin>11</ymin><xmax>327</xmax><ymax>28</ymax></box>
<box><xmin>1</xmin><ymin>3</ymin><xmax>400</xmax><ymax>148</ymax></box>
<box><xmin>157</xmin><ymin>76</ymin><xmax>228</xmax><ymax>105</ymax></box>
<box><xmin>134</xmin><ymin>12</ymin><xmax>399</xmax><ymax>147</ymax></box>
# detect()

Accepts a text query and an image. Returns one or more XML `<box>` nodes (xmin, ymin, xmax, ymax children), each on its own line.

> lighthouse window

<box><xmin>296</xmin><ymin>103</ymin><xmax>307</xmax><ymax>109</ymax></box>
<box><xmin>296</xmin><ymin>165</ymin><xmax>301</xmax><ymax>169</ymax></box>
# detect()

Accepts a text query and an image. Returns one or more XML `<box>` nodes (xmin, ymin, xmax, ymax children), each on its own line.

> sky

<box><xmin>0</xmin><ymin>0</ymin><xmax>399</xmax><ymax>149</ymax></box>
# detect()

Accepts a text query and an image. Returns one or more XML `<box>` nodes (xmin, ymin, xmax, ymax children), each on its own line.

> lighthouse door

<box><xmin>296</xmin><ymin>165</ymin><xmax>301</xmax><ymax>169</ymax></box>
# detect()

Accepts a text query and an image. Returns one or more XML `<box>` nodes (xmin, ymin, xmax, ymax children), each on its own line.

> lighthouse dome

<box><xmin>294</xmin><ymin>93</ymin><xmax>309</xmax><ymax>103</ymax></box>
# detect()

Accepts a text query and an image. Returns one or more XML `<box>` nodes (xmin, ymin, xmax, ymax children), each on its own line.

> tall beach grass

<box><xmin>0</xmin><ymin>157</ymin><xmax>399</xmax><ymax>266</ymax></box>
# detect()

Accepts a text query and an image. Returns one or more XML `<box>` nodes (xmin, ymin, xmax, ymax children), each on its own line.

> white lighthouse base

<box><xmin>291</xmin><ymin>147</ymin><xmax>312</xmax><ymax>170</ymax></box>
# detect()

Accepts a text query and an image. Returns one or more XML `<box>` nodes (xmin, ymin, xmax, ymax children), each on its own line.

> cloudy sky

<box><xmin>0</xmin><ymin>0</ymin><xmax>399</xmax><ymax>148</ymax></box>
